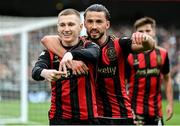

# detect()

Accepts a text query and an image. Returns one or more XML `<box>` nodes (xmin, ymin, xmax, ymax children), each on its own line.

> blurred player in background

<box><xmin>126</xmin><ymin>16</ymin><xmax>173</xmax><ymax>125</ymax></box>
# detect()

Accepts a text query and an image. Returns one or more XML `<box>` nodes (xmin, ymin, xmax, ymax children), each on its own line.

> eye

<box><xmin>96</xmin><ymin>20</ymin><xmax>103</xmax><ymax>23</ymax></box>
<box><xmin>68</xmin><ymin>22</ymin><xmax>75</xmax><ymax>26</ymax></box>
<box><xmin>87</xmin><ymin>19</ymin><xmax>93</xmax><ymax>23</ymax></box>
<box><xmin>138</xmin><ymin>30</ymin><xmax>143</xmax><ymax>33</ymax></box>
<box><xmin>58</xmin><ymin>23</ymin><xmax>65</xmax><ymax>27</ymax></box>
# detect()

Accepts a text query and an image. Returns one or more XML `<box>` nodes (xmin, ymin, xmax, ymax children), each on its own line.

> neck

<box><xmin>98</xmin><ymin>34</ymin><xmax>108</xmax><ymax>46</ymax></box>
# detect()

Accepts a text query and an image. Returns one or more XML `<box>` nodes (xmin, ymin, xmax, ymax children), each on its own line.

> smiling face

<box><xmin>84</xmin><ymin>11</ymin><xmax>110</xmax><ymax>45</ymax></box>
<box><xmin>57</xmin><ymin>14</ymin><xmax>82</xmax><ymax>46</ymax></box>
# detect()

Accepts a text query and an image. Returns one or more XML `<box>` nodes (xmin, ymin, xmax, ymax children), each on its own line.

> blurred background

<box><xmin>0</xmin><ymin>0</ymin><xmax>180</xmax><ymax>125</ymax></box>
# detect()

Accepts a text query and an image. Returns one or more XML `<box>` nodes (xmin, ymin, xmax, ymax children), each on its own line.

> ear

<box><xmin>106</xmin><ymin>20</ymin><xmax>110</xmax><ymax>29</ymax></box>
<box><xmin>80</xmin><ymin>23</ymin><xmax>83</xmax><ymax>30</ymax></box>
<box><xmin>152</xmin><ymin>28</ymin><xmax>156</xmax><ymax>37</ymax></box>
<box><xmin>154</xmin><ymin>28</ymin><xmax>156</xmax><ymax>35</ymax></box>
<box><xmin>84</xmin><ymin>20</ymin><xmax>87</xmax><ymax>28</ymax></box>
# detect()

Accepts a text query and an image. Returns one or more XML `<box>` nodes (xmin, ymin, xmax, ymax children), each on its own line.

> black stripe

<box><xmin>85</xmin><ymin>74</ymin><xmax>94</xmax><ymax>118</ymax></box>
<box><xmin>154</xmin><ymin>49</ymin><xmax>161</xmax><ymax>115</ymax></box>
<box><xmin>52</xmin><ymin>55</ymin><xmax>62</xmax><ymax>118</ymax></box>
<box><xmin>113</xmin><ymin>72</ymin><xmax>127</xmax><ymax>116</ymax></box>
<box><xmin>55</xmin><ymin>80</ymin><xmax>63</xmax><ymax>118</ymax></box>
<box><xmin>143</xmin><ymin>53</ymin><xmax>151</xmax><ymax>115</ymax></box>
<box><xmin>70</xmin><ymin>77</ymin><xmax>80</xmax><ymax>119</ymax></box>
<box><xmin>98</xmin><ymin>76</ymin><xmax>112</xmax><ymax>116</ymax></box>
<box><xmin>132</xmin><ymin>54</ymin><xmax>139</xmax><ymax>112</ymax></box>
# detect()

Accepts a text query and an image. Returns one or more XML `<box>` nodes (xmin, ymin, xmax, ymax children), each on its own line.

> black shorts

<box><xmin>135</xmin><ymin>114</ymin><xmax>164</xmax><ymax>125</ymax></box>
<box><xmin>98</xmin><ymin>117</ymin><xmax>134</xmax><ymax>125</ymax></box>
<box><xmin>49</xmin><ymin>118</ymin><xmax>100</xmax><ymax>125</ymax></box>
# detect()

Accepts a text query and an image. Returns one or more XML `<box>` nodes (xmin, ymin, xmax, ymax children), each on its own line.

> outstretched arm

<box><xmin>131</xmin><ymin>32</ymin><xmax>155</xmax><ymax>52</ymax></box>
<box><xmin>70</xmin><ymin>41</ymin><xmax>100</xmax><ymax>63</ymax></box>
<box><xmin>41</xmin><ymin>35</ymin><xmax>100</xmax><ymax>62</ymax></box>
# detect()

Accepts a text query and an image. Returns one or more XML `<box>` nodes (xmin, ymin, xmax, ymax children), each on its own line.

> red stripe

<box><xmin>61</xmin><ymin>80</ymin><xmax>72</xmax><ymax>118</ymax></box>
<box><xmin>89</xmin><ymin>65</ymin><xmax>98</xmax><ymax>117</ymax></box>
<box><xmin>128</xmin><ymin>54</ymin><xmax>135</xmax><ymax>100</ymax></box>
<box><xmin>157</xmin><ymin>92</ymin><xmax>163</xmax><ymax>117</ymax></box>
<box><xmin>136</xmin><ymin>54</ymin><xmax>146</xmax><ymax>115</ymax></box>
<box><xmin>150</xmin><ymin>50</ymin><xmax>157</xmax><ymax>67</ymax></box>
<box><xmin>49</xmin><ymin>85</ymin><xmax>56</xmax><ymax>119</ymax></box>
<box><xmin>149</xmin><ymin>77</ymin><xmax>157</xmax><ymax>116</ymax></box>
<box><xmin>136</xmin><ymin>77</ymin><xmax>146</xmax><ymax>114</ymax></box>
<box><xmin>78</xmin><ymin>76</ymin><xmax>88</xmax><ymax>119</ymax></box>
<box><xmin>104</xmin><ymin>78</ymin><xmax>120</xmax><ymax>117</ymax></box>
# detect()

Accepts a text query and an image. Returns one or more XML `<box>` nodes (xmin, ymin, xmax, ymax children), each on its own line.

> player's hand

<box><xmin>59</xmin><ymin>52</ymin><xmax>73</xmax><ymax>76</ymax></box>
<box><xmin>131</xmin><ymin>32</ymin><xmax>149</xmax><ymax>45</ymax></box>
<box><xmin>166</xmin><ymin>103</ymin><xmax>173</xmax><ymax>121</ymax></box>
<box><xmin>71</xmin><ymin>60</ymin><xmax>89</xmax><ymax>75</ymax></box>
<box><xmin>41</xmin><ymin>69</ymin><xmax>66</xmax><ymax>82</ymax></box>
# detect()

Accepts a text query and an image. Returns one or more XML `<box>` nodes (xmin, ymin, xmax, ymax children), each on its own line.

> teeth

<box><xmin>63</xmin><ymin>33</ymin><xmax>71</xmax><ymax>36</ymax></box>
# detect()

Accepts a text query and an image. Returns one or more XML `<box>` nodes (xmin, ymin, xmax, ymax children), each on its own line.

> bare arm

<box><xmin>163</xmin><ymin>73</ymin><xmax>173</xmax><ymax>121</ymax></box>
<box><xmin>41</xmin><ymin>35</ymin><xmax>66</xmax><ymax>57</ymax></box>
<box><xmin>131</xmin><ymin>32</ymin><xmax>155</xmax><ymax>52</ymax></box>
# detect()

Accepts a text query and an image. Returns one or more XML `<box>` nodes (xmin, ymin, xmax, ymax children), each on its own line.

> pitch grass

<box><xmin>0</xmin><ymin>100</ymin><xmax>179</xmax><ymax>125</ymax></box>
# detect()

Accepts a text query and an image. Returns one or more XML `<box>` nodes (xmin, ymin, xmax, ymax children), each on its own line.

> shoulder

<box><xmin>80</xmin><ymin>36</ymin><xmax>99</xmax><ymax>47</ymax></box>
<box><xmin>40</xmin><ymin>50</ymin><xmax>50</xmax><ymax>55</ymax></box>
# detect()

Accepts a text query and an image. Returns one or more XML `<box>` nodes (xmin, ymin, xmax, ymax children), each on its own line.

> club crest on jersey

<box><xmin>133</xmin><ymin>59</ymin><xmax>139</xmax><ymax>66</ymax></box>
<box><xmin>106</xmin><ymin>47</ymin><xmax>117</xmax><ymax>61</ymax></box>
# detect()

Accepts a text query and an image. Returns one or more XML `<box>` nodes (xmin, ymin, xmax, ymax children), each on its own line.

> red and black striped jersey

<box><xmin>126</xmin><ymin>47</ymin><xmax>170</xmax><ymax>117</ymax></box>
<box><xmin>32</xmin><ymin>40</ymin><xmax>100</xmax><ymax>120</ymax></box>
<box><xmin>96</xmin><ymin>36</ymin><xmax>133</xmax><ymax>118</ymax></box>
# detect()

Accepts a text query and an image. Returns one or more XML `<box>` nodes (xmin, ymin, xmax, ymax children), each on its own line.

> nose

<box><xmin>64</xmin><ymin>25</ymin><xmax>70</xmax><ymax>31</ymax></box>
<box><xmin>92</xmin><ymin>22</ymin><xmax>97</xmax><ymax>29</ymax></box>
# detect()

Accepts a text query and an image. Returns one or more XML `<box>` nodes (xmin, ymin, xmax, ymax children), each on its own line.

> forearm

<box><xmin>32</xmin><ymin>50</ymin><xmax>51</xmax><ymax>81</ymax></box>
<box><xmin>32</xmin><ymin>66</ymin><xmax>45</xmax><ymax>81</ymax></box>
<box><xmin>71</xmin><ymin>43</ymin><xmax>100</xmax><ymax>63</ymax></box>
<box><xmin>164</xmin><ymin>74</ymin><xmax>173</xmax><ymax>106</ymax></box>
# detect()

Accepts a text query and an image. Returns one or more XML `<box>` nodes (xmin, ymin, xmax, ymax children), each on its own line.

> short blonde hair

<box><xmin>58</xmin><ymin>9</ymin><xmax>80</xmax><ymax>21</ymax></box>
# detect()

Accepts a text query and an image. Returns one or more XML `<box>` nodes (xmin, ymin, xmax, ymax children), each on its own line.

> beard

<box><xmin>87</xmin><ymin>31</ymin><xmax>104</xmax><ymax>42</ymax></box>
